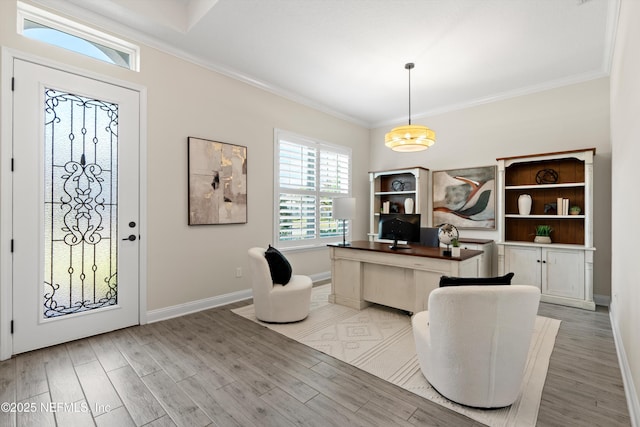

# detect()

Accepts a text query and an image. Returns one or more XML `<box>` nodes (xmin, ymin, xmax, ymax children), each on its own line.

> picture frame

<box><xmin>188</xmin><ymin>136</ymin><xmax>247</xmax><ymax>225</ymax></box>
<box><xmin>432</xmin><ymin>165</ymin><xmax>496</xmax><ymax>229</ymax></box>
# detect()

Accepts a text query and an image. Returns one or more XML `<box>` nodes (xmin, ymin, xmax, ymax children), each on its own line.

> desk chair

<box><xmin>419</xmin><ymin>227</ymin><xmax>440</xmax><ymax>247</ymax></box>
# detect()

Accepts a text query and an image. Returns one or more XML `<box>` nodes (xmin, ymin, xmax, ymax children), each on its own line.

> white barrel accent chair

<box><xmin>247</xmin><ymin>247</ymin><xmax>312</xmax><ymax>323</ymax></box>
<box><xmin>412</xmin><ymin>285</ymin><xmax>540</xmax><ymax>408</ymax></box>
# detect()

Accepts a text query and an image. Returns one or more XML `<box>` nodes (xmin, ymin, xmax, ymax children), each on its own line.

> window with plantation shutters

<box><xmin>275</xmin><ymin>130</ymin><xmax>351</xmax><ymax>249</ymax></box>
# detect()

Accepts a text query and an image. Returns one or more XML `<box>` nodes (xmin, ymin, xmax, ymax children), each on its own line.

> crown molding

<box><xmin>31</xmin><ymin>0</ymin><xmax>370</xmax><ymax>127</ymax></box>
<box><xmin>29</xmin><ymin>0</ymin><xmax>618</xmax><ymax>131</ymax></box>
<box><xmin>374</xmin><ymin>70</ymin><xmax>610</xmax><ymax>129</ymax></box>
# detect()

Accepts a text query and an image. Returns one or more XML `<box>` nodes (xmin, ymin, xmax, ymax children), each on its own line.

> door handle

<box><xmin>122</xmin><ymin>235</ymin><xmax>137</xmax><ymax>241</ymax></box>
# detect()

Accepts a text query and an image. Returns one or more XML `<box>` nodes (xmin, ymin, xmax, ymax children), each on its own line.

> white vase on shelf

<box><xmin>518</xmin><ymin>194</ymin><xmax>532</xmax><ymax>215</ymax></box>
<box><xmin>404</xmin><ymin>198</ymin><xmax>415</xmax><ymax>214</ymax></box>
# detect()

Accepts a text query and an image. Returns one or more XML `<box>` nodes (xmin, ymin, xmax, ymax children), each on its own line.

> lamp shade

<box><xmin>333</xmin><ymin>197</ymin><xmax>356</xmax><ymax>220</ymax></box>
<box><xmin>385</xmin><ymin>124</ymin><xmax>436</xmax><ymax>152</ymax></box>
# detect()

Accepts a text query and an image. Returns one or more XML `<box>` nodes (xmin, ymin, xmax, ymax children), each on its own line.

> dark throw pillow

<box><xmin>264</xmin><ymin>245</ymin><xmax>293</xmax><ymax>285</ymax></box>
<box><xmin>439</xmin><ymin>272</ymin><xmax>514</xmax><ymax>287</ymax></box>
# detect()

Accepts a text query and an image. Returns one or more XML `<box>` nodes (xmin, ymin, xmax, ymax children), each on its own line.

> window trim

<box><xmin>17</xmin><ymin>1</ymin><xmax>140</xmax><ymax>71</ymax></box>
<box><xmin>273</xmin><ymin>129</ymin><xmax>352</xmax><ymax>250</ymax></box>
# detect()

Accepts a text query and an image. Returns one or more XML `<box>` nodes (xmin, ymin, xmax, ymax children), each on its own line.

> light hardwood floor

<box><xmin>0</xmin><ymin>298</ymin><xmax>631</xmax><ymax>427</ymax></box>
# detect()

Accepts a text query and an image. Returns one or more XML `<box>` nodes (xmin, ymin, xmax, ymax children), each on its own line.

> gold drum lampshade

<box><xmin>384</xmin><ymin>124</ymin><xmax>436</xmax><ymax>152</ymax></box>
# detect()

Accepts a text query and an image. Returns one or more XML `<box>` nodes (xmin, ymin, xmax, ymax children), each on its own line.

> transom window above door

<box><xmin>17</xmin><ymin>1</ymin><xmax>140</xmax><ymax>71</ymax></box>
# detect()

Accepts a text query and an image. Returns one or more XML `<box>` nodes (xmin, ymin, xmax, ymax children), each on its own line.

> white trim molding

<box><xmin>147</xmin><ymin>271</ymin><xmax>331</xmax><ymax>323</ymax></box>
<box><xmin>147</xmin><ymin>289</ymin><xmax>253</xmax><ymax>323</ymax></box>
<box><xmin>0</xmin><ymin>49</ymin><xmax>14</xmax><ymax>361</ymax></box>
<box><xmin>594</xmin><ymin>293</ymin><xmax>611</xmax><ymax>307</ymax></box>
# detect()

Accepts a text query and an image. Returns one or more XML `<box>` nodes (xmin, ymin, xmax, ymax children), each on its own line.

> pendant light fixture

<box><xmin>385</xmin><ymin>63</ymin><xmax>436</xmax><ymax>152</ymax></box>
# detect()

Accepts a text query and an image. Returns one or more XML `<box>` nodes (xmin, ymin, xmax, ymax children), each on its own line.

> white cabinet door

<box><xmin>542</xmin><ymin>248</ymin><xmax>585</xmax><ymax>299</ymax></box>
<box><xmin>501</xmin><ymin>244</ymin><xmax>592</xmax><ymax>309</ymax></box>
<box><xmin>504</xmin><ymin>246</ymin><xmax>541</xmax><ymax>289</ymax></box>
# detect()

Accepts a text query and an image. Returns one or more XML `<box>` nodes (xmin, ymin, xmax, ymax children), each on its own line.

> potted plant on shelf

<box><xmin>451</xmin><ymin>238</ymin><xmax>461</xmax><ymax>257</ymax></box>
<box><xmin>534</xmin><ymin>225</ymin><xmax>553</xmax><ymax>244</ymax></box>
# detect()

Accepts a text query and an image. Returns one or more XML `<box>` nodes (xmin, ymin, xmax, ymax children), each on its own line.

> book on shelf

<box><xmin>557</xmin><ymin>197</ymin><xmax>569</xmax><ymax>215</ymax></box>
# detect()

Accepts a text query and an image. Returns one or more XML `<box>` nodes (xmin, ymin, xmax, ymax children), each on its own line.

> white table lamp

<box><xmin>333</xmin><ymin>197</ymin><xmax>356</xmax><ymax>246</ymax></box>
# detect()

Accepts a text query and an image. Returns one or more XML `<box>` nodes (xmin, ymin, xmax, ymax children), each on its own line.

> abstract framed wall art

<box><xmin>188</xmin><ymin>137</ymin><xmax>247</xmax><ymax>225</ymax></box>
<box><xmin>432</xmin><ymin>165</ymin><xmax>496</xmax><ymax>229</ymax></box>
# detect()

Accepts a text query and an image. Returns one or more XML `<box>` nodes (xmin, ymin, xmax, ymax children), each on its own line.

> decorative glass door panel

<box><xmin>43</xmin><ymin>89</ymin><xmax>118</xmax><ymax>319</ymax></box>
<box><xmin>11</xmin><ymin>58</ymin><xmax>140</xmax><ymax>355</ymax></box>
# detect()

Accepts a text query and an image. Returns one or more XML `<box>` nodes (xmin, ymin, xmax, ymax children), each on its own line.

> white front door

<box><xmin>11</xmin><ymin>58</ymin><xmax>140</xmax><ymax>354</ymax></box>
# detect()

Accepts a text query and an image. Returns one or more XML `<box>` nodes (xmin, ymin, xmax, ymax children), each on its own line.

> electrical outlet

<box><xmin>235</xmin><ymin>267</ymin><xmax>242</xmax><ymax>278</ymax></box>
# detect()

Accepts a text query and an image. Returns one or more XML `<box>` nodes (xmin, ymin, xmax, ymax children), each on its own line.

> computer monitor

<box><xmin>378</xmin><ymin>213</ymin><xmax>421</xmax><ymax>250</ymax></box>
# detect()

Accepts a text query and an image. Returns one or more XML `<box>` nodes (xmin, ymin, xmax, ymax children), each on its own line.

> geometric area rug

<box><xmin>231</xmin><ymin>284</ymin><xmax>561</xmax><ymax>427</ymax></box>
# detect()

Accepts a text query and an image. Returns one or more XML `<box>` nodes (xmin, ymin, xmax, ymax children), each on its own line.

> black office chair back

<box><xmin>419</xmin><ymin>227</ymin><xmax>440</xmax><ymax>247</ymax></box>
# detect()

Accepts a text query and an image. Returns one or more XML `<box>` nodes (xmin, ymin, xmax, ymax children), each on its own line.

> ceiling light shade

<box><xmin>385</xmin><ymin>63</ymin><xmax>436</xmax><ymax>152</ymax></box>
<box><xmin>384</xmin><ymin>124</ymin><xmax>436</xmax><ymax>152</ymax></box>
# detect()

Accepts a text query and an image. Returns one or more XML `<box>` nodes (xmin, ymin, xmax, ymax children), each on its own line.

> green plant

<box><xmin>535</xmin><ymin>225</ymin><xmax>553</xmax><ymax>236</ymax></box>
<box><xmin>451</xmin><ymin>238</ymin><xmax>460</xmax><ymax>247</ymax></box>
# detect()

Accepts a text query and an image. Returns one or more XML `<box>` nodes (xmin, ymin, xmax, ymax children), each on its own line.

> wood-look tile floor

<box><xmin>0</xmin><ymin>299</ymin><xmax>631</xmax><ymax>427</ymax></box>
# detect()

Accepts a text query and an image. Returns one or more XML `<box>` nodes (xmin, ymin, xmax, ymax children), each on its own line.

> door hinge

<box><xmin>10</xmin><ymin>239</ymin><xmax>14</xmax><ymax>253</ymax></box>
<box><xmin>11</xmin><ymin>77</ymin><xmax>15</xmax><ymax>91</ymax></box>
<box><xmin>11</xmin><ymin>158</ymin><xmax>14</xmax><ymax>172</ymax></box>
<box><xmin>10</xmin><ymin>320</ymin><xmax>13</xmax><ymax>334</ymax></box>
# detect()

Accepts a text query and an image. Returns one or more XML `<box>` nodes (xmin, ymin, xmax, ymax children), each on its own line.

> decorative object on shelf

<box><xmin>404</xmin><ymin>197</ymin><xmax>415</xmax><ymax>214</ymax></box>
<box><xmin>570</xmin><ymin>205</ymin><xmax>582</xmax><ymax>215</ymax></box>
<box><xmin>390</xmin><ymin>202</ymin><xmax>400</xmax><ymax>213</ymax></box>
<box><xmin>556</xmin><ymin>197</ymin><xmax>570</xmax><ymax>215</ymax></box>
<box><xmin>384</xmin><ymin>63</ymin><xmax>436</xmax><ymax>152</ymax></box>
<box><xmin>391</xmin><ymin>179</ymin><xmax>406</xmax><ymax>191</ymax></box>
<box><xmin>544</xmin><ymin>202</ymin><xmax>557</xmax><ymax>214</ymax></box>
<box><xmin>433</xmin><ymin>166</ymin><xmax>496</xmax><ymax>229</ymax></box>
<box><xmin>533</xmin><ymin>225</ymin><xmax>553</xmax><ymax>244</ymax></box>
<box><xmin>438</xmin><ymin>223</ymin><xmax>459</xmax><ymax>256</ymax></box>
<box><xmin>332</xmin><ymin>197</ymin><xmax>356</xmax><ymax>246</ymax></box>
<box><xmin>535</xmin><ymin>168</ymin><xmax>558</xmax><ymax>184</ymax></box>
<box><xmin>451</xmin><ymin>238</ymin><xmax>461</xmax><ymax>257</ymax></box>
<box><xmin>518</xmin><ymin>194</ymin><xmax>532</xmax><ymax>215</ymax></box>
<box><xmin>188</xmin><ymin>136</ymin><xmax>247</xmax><ymax>225</ymax></box>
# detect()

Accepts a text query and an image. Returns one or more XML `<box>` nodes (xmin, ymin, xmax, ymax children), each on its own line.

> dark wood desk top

<box><xmin>329</xmin><ymin>240</ymin><xmax>484</xmax><ymax>261</ymax></box>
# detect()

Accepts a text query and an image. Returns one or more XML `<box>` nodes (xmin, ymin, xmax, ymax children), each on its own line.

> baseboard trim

<box><xmin>309</xmin><ymin>271</ymin><xmax>331</xmax><ymax>283</ymax></box>
<box><xmin>146</xmin><ymin>271</ymin><xmax>331</xmax><ymax>323</ymax></box>
<box><xmin>147</xmin><ymin>289</ymin><xmax>253</xmax><ymax>323</ymax></box>
<box><xmin>610</xmin><ymin>301</ymin><xmax>640</xmax><ymax>427</ymax></box>
<box><xmin>594</xmin><ymin>293</ymin><xmax>611</xmax><ymax>306</ymax></box>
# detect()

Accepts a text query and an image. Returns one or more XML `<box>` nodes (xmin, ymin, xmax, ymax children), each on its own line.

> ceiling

<box><xmin>33</xmin><ymin>0</ymin><xmax>619</xmax><ymax>127</ymax></box>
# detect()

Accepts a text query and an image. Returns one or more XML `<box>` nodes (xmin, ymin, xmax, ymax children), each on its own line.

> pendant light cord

<box><xmin>405</xmin><ymin>63</ymin><xmax>414</xmax><ymax>125</ymax></box>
